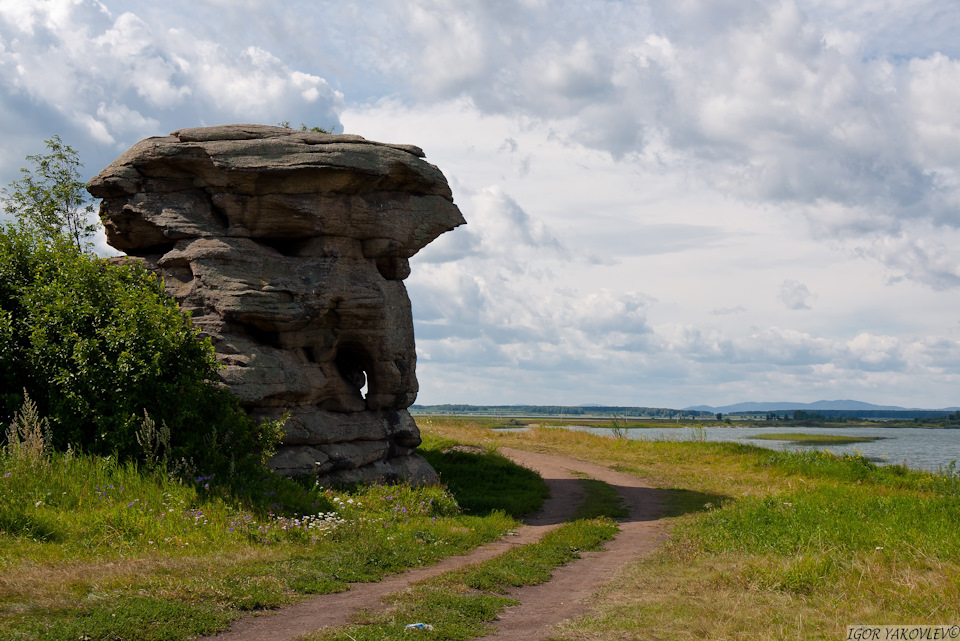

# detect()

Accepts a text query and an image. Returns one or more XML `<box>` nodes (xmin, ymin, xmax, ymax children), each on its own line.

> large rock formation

<box><xmin>87</xmin><ymin>124</ymin><xmax>464</xmax><ymax>484</ymax></box>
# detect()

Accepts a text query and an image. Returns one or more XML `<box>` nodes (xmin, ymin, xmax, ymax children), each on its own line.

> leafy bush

<box><xmin>0</xmin><ymin>224</ymin><xmax>281</xmax><ymax>477</ymax></box>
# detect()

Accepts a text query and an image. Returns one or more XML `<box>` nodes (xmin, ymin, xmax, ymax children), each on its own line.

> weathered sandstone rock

<box><xmin>88</xmin><ymin>124</ymin><xmax>464</xmax><ymax>484</ymax></box>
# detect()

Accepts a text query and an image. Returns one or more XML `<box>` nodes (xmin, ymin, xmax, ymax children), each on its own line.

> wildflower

<box><xmin>2</xmin><ymin>473</ymin><xmax>11</xmax><ymax>478</ymax></box>
<box><xmin>34</xmin><ymin>500</ymin><xmax>43</xmax><ymax>507</ymax></box>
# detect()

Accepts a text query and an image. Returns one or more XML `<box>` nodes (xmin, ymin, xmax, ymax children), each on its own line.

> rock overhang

<box><xmin>87</xmin><ymin>124</ymin><xmax>465</xmax><ymax>483</ymax></box>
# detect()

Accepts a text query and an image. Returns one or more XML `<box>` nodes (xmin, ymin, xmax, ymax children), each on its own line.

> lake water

<box><xmin>547</xmin><ymin>425</ymin><xmax>960</xmax><ymax>473</ymax></box>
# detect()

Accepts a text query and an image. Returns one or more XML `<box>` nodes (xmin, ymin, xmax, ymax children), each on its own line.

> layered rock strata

<box><xmin>87</xmin><ymin>124</ymin><xmax>465</xmax><ymax>483</ymax></box>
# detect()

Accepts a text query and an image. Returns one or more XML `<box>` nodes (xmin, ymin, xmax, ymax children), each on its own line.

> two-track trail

<box><xmin>202</xmin><ymin>448</ymin><xmax>669</xmax><ymax>641</ymax></box>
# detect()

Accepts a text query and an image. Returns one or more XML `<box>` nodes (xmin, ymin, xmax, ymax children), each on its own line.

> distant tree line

<box><xmin>748</xmin><ymin>409</ymin><xmax>960</xmax><ymax>421</ymax></box>
<box><xmin>409</xmin><ymin>404</ymin><xmax>713</xmax><ymax>418</ymax></box>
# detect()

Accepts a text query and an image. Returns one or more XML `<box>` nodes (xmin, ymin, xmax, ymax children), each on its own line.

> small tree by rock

<box><xmin>2</xmin><ymin>135</ymin><xmax>98</xmax><ymax>250</ymax></box>
<box><xmin>0</xmin><ymin>218</ymin><xmax>282</xmax><ymax>478</ymax></box>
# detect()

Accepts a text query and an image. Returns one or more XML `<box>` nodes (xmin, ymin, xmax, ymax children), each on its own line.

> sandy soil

<box><xmin>200</xmin><ymin>448</ymin><xmax>668</xmax><ymax>641</ymax></box>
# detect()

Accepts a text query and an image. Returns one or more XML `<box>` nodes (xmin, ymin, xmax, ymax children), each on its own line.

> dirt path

<box><xmin>201</xmin><ymin>449</ymin><xmax>668</xmax><ymax>641</ymax></box>
<box><xmin>480</xmin><ymin>448</ymin><xmax>669</xmax><ymax>640</ymax></box>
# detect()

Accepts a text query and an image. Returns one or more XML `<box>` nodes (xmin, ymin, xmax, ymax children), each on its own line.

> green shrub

<box><xmin>0</xmin><ymin>224</ymin><xmax>280</xmax><ymax>478</ymax></box>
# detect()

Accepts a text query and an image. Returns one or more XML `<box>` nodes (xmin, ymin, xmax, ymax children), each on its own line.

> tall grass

<box><xmin>0</xmin><ymin>431</ymin><xmax>529</xmax><ymax>640</ymax></box>
<box><xmin>756</xmin><ymin>448</ymin><xmax>960</xmax><ymax>495</ymax></box>
<box><xmin>694</xmin><ymin>485</ymin><xmax>960</xmax><ymax>558</ymax></box>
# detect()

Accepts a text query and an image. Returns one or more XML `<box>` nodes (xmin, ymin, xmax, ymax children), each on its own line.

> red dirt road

<box><xmin>201</xmin><ymin>448</ymin><xmax>668</xmax><ymax>641</ymax></box>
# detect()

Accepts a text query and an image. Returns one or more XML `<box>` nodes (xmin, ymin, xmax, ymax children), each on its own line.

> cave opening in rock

<box><xmin>257</xmin><ymin>237</ymin><xmax>310</xmax><ymax>257</ymax></box>
<box><xmin>335</xmin><ymin>343</ymin><xmax>373</xmax><ymax>401</ymax></box>
<box><xmin>140</xmin><ymin>240</ymin><xmax>177</xmax><ymax>256</ymax></box>
<box><xmin>242</xmin><ymin>324</ymin><xmax>283</xmax><ymax>349</ymax></box>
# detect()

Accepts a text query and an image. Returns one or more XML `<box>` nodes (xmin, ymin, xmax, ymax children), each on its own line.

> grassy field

<box><xmin>4</xmin><ymin>414</ymin><xmax>958</xmax><ymax>640</ymax></box>
<box><xmin>418</xmin><ymin>417</ymin><xmax>960</xmax><ymax>640</ymax></box>
<box><xmin>0</xmin><ymin>434</ymin><xmax>545</xmax><ymax>640</ymax></box>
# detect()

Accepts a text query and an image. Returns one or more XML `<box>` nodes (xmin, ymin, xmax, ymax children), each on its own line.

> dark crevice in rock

<box><xmin>242</xmin><ymin>324</ymin><xmax>284</xmax><ymax>350</ymax></box>
<box><xmin>207</xmin><ymin>195</ymin><xmax>231</xmax><ymax>231</ymax></box>
<box><xmin>375</xmin><ymin>256</ymin><xmax>410</xmax><ymax>281</ymax></box>
<box><xmin>335</xmin><ymin>342</ymin><xmax>373</xmax><ymax>401</ymax></box>
<box><xmin>135</xmin><ymin>241</ymin><xmax>177</xmax><ymax>257</ymax></box>
<box><xmin>256</xmin><ymin>237</ymin><xmax>313</xmax><ymax>257</ymax></box>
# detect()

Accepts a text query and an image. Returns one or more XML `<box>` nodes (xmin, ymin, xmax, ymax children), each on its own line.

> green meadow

<box><xmin>422</xmin><ymin>418</ymin><xmax>960</xmax><ymax>640</ymax></box>
<box><xmin>2</xmin><ymin>414</ymin><xmax>959</xmax><ymax>639</ymax></box>
<box><xmin>0</xmin><ymin>430</ymin><xmax>536</xmax><ymax>640</ymax></box>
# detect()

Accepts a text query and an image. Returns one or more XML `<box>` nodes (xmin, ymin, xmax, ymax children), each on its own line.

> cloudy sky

<box><xmin>1</xmin><ymin>0</ymin><xmax>959</xmax><ymax>409</ymax></box>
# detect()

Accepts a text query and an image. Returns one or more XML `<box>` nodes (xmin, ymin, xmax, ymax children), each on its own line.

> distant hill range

<box><xmin>409</xmin><ymin>404</ymin><xmax>710</xmax><ymax>418</ymax></box>
<box><xmin>410</xmin><ymin>401</ymin><xmax>960</xmax><ymax>420</ymax></box>
<box><xmin>685</xmin><ymin>400</ymin><xmax>960</xmax><ymax>413</ymax></box>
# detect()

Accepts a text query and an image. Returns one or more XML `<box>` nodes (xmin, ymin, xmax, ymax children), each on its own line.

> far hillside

<box><xmin>410</xmin><ymin>404</ymin><xmax>960</xmax><ymax>426</ymax></box>
<box><xmin>409</xmin><ymin>404</ymin><xmax>712</xmax><ymax>419</ymax></box>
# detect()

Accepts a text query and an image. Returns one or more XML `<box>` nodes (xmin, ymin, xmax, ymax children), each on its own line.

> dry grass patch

<box><xmin>564</xmin><ymin>565</ymin><xmax>825</xmax><ymax>640</ymax></box>
<box><xmin>0</xmin><ymin>546</ymin><xmax>296</xmax><ymax>616</ymax></box>
<box><xmin>553</xmin><ymin>549</ymin><xmax>960</xmax><ymax>641</ymax></box>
